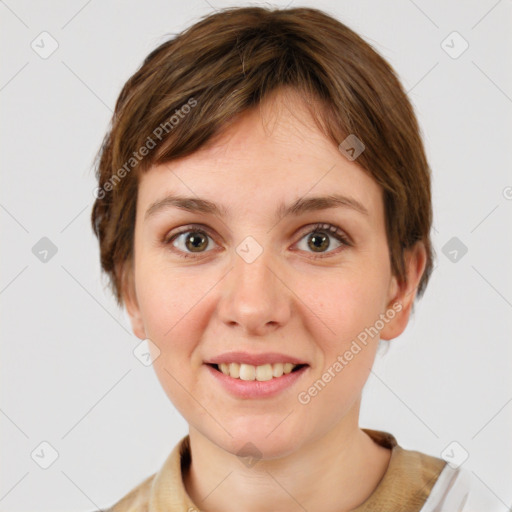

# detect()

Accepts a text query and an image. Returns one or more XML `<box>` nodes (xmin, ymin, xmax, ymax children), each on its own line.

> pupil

<box><xmin>186</xmin><ymin>233</ymin><xmax>207</xmax><ymax>251</ymax></box>
<box><xmin>309</xmin><ymin>233</ymin><xmax>329</xmax><ymax>252</ymax></box>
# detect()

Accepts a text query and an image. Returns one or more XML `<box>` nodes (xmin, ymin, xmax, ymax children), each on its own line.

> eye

<box><xmin>164</xmin><ymin>226</ymin><xmax>216</xmax><ymax>258</ymax></box>
<box><xmin>163</xmin><ymin>222</ymin><xmax>351</xmax><ymax>259</ymax></box>
<box><xmin>294</xmin><ymin>223</ymin><xmax>351</xmax><ymax>258</ymax></box>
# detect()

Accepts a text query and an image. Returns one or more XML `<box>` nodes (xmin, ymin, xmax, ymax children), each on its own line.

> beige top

<box><xmin>105</xmin><ymin>429</ymin><xmax>447</xmax><ymax>512</ymax></box>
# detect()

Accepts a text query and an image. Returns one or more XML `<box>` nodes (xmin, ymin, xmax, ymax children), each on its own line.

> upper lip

<box><xmin>205</xmin><ymin>351</ymin><xmax>309</xmax><ymax>366</ymax></box>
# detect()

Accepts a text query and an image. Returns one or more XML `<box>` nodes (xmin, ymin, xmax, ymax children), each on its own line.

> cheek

<box><xmin>295</xmin><ymin>267</ymin><xmax>389</xmax><ymax>347</ymax></box>
<box><xmin>134</xmin><ymin>257</ymin><xmax>220</xmax><ymax>369</ymax></box>
<box><xmin>295</xmin><ymin>280</ymin><xmax>382</xmax><ymax>426</ymax></box>
<box><xmin>135</xmin><ymin>263</ymin><xmax>207</xmax><ymax>412</ymax></box>
<box><xmin>135</xmin><ymin>258</ymin><xmax>198</xmax><ymax>344</ymax></box>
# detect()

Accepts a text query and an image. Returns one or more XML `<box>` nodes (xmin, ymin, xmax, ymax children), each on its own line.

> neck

<box><xmin>183</xmin><ymin>403</ymin><xmax>391</xmax><ymax>512</ymax></box>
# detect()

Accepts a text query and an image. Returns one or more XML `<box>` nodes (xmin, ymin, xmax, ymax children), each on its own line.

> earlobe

<box><xmin>380</xmin><ymin>242</ymin><xmax>427</xmax><ymax>341</ymax></box>
<box><xmin>120</xmin><ymin>262</ymin><xmax>146</xmax><ymax>340</ymax></box>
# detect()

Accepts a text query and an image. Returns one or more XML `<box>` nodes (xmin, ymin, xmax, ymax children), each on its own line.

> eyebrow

<box><xmin>144</xmin><ymin>193</ymin><xmax>369</xmax><ymax>221</ymax></box>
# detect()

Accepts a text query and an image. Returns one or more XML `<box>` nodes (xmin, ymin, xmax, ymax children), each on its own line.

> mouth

<box><xmin>207</xmin><ymin>362</ymin><xmax>308</xmax><ymax>381</ymax></box>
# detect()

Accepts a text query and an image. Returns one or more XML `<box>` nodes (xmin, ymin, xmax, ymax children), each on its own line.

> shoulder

<box><xmin>355</xmin><ymin>429</ymin><xmax>447</xmax><ymax>510</ymax></box>
<box><xmin>363</xmin><ymin>429</ymin><xmax>447</xmax><ymax>491</ymax></box>
<box><xmin>95</xmin><ymin>435</ymin><xmax>191</xmax><ymax>512</ymax></box>
<box><xmin>420</xmin><ymin>465</ymin><xmax>512</xmax><ymax>512</ymax></box>
<box><xmin>103</xmin><ymin>473</ymin><xmax>156</xmax><ymax>512</ymax></box>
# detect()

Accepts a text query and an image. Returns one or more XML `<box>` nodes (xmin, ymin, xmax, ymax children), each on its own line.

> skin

<box><xmin>123</xmin><ymin>87</ymin><xmax>427</xmax><ymax>512</ymax></box>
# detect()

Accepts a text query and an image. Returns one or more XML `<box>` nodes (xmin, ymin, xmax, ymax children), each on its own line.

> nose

<box><xmin>216</xmin><ymin>245</ymin><xmax>293</xmax><ymax>337</ymax></box>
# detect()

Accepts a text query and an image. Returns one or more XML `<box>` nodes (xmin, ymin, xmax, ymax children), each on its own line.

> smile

<box><xmin>210</xmin><ymin>362</ymin><xmax>306</xmax><ymax>381</ymax></box>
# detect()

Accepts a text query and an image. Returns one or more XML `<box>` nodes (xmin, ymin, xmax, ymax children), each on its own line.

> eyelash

<box><xmin>163</xmin><ymin>222</ymin><xmax>352</xmax><ymax>260</ymax></box>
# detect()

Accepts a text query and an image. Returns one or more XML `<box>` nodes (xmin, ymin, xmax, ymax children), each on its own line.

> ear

<box><xmin>120</xmin><ymin>260</ymin><xmax>146</xmax><ymax>340</ymax></box>
<box><xmin>380</xmin><ymin>241</ymin><xmax>427</xmax><ymax>341</ymax></box>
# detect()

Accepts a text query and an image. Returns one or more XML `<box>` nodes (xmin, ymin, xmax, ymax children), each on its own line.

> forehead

<box><xmin>137</xmin><ymin>89</ymin><xmax>383</xmax><ymax>222</ymax></box>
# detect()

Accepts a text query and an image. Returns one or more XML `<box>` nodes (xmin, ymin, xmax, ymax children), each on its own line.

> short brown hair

<box><xmin>91</xmin><ymin>6</ymin><xmax>434</xmax><ymax>305</ymax></box>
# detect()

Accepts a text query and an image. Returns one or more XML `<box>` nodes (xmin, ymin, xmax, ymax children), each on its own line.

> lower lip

<box><xmin>205</xmin><ymin>364</ymin><xmax>309</xmax><ymax>399</ymax></box>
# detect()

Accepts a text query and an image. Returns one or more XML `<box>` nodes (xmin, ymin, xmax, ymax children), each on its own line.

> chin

<box><xmin>220</xmin><ymin>424</ymin><xmax>305</xmax><ymax>461</ymax></box>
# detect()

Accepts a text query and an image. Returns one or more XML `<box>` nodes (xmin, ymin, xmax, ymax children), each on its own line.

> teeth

<box><xmin>229</xmin><ymin>362</ymin><xmax>240</xmax><ymax>378</ymax></box>
<box><xmin>239</xmin><ymin>363</ymin><xmax>255</xmax><ymax>381</ymax></box>
<box><xmin>283</xmin><ymin>363</ymin><xmax>294</xmax><ymax>374</ymax></box>
<box><xmin>215</xmin><ymin>362</ymin><xmax>301</xmax><ymax>380</ymax></box>
<box><xmin>255</xmin><ymin>364</ymin><xmax>273</xmax><ymax>381</ymax></box>
<box><xmin>272</xmin><ymin>363</ymin><xmax>284</xmax><ymax>377</ymax></box>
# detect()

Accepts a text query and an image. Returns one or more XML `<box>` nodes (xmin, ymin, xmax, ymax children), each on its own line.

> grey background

<box><xmin>1</xmin><ymin>0</ymin><xmax>511</xmax><ymax>510</ymax></box>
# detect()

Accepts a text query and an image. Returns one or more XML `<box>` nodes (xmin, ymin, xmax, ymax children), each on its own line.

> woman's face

<box><xmin>125</xmin><ymin>89</ymin><xmax>416</xmax><ymax>458</ymax></box>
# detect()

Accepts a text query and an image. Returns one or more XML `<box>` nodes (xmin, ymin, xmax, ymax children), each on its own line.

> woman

<box><xmin>91</xmin><ymin>6</ymin><xmax>500</xmax><ymax>511</ymax></box>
